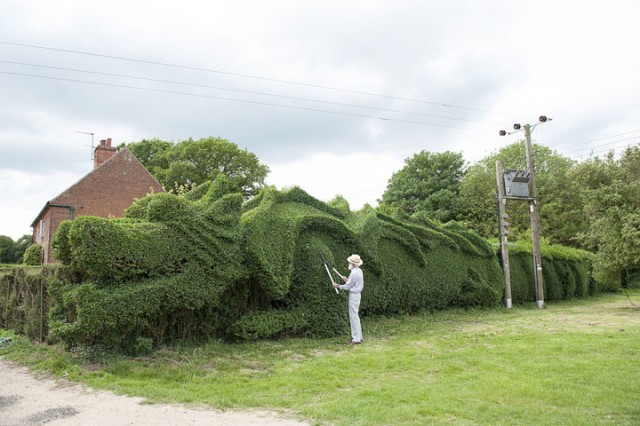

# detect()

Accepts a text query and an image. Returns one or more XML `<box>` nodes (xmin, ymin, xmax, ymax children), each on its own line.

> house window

<box><xmin>39</xmin><ymin>220</ymin><xmax>45</xmax><ymax>239</ymax></box>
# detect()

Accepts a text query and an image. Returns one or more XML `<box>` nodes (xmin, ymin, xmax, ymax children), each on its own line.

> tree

<box><xmin>458</xmin><ymin>162</ymin><xmax>499</xmax><ymax>238</ymax></box>
<box><xmin>0</xmin><ymin>235</ymin><xmax>14</xmax><ymax>264</ymax></box>
<box><xmin>459</xmin><ymin>141</ymin><xmax>582</xmax><ymax>246</ymax></box>
<box><xmin>124</xmin><ymin>138</ymin><xmax>173</xmax><ymax>171</ymax></box>
<box><xmin>0</xmin><ymin>234</ymin><xmax>31</xmax><ymax>264</ymax></box>
<box><xmin>380</xmin><ymin>150</ymin><xmax>465</xmax><ymax>222</ymax></box>
<box><xmin>571</xmin><ymin>147</ymin><xmax>640</xmax><ymax>283</ymax></box>
<box><xmin>128</xmin><ymin>137</ymin><xmax>270</xmax><ymax>198</ymax></box>
<box><xmin>13</xmin><ymin>235</ymin><xmax>32</xmax><ymax>264</ymax></box>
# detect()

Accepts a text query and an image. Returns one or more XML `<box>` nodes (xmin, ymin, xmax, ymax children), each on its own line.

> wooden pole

<box><xmin>495</xmin><ymin>161</ymin><xmax>512</xmax><ymax>308</ymax></box>
<box><xmin>524</xmin><ymin>124</ymin><xmax>545</xmax><ymax>308</ymax></box>
<box><xmin>40</xmin><ymin>276</ymin><xmax>44</xmax><ymax>342</ymax></box>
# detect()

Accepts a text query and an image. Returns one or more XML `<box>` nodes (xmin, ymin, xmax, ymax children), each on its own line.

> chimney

<box><xmin>93</xmin><ymin>137</ymin><xmax>117</xmax><ymax>169</ymax></box>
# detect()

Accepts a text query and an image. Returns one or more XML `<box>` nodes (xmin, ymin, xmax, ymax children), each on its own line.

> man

<box><xmin>333</xmin><ymin>254</ymin><xmax>364</xmax><ymax>345</ymax></box>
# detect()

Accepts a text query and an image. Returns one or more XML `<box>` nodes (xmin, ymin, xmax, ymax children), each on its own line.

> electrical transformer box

<box><xmin>503</xmin><ymin>170</ymin><xmax>531</xmax><ymax>198</ymax></box>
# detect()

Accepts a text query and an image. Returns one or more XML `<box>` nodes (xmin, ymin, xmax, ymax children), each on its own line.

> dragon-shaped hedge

<box><xmin>49</xmin><ymin>178</ymin><xmax>584</xmax><ymax>350</ymax></box>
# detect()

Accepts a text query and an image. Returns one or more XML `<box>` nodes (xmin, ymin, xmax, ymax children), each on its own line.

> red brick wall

<box><xmin>33</xmin><ymin>206</ymin><xmax>74</xmax><ymax>263</ymax></box>
<box><xmin>37</xmin><ymin>148</ymin><xmax>163</xmax><ymax>263</ymax></box>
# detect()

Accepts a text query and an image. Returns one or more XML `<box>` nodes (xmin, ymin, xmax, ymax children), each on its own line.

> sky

<box><xmin>1</xmin><ymin>0</ymin><xmax>639</xmax><ymax>240</ymax></box>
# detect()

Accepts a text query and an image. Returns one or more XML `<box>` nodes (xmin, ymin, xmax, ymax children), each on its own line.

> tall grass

<box><xmin>2</xmin><ymin>291</ymin><xmax>639</xmax><ymax>425</ymax></box>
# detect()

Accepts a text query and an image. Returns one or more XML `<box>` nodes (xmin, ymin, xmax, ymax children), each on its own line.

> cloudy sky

<box><xmin>1</xmin><ymin>0</ymin><xmax>639</xmax><ymax>240</ymax></box>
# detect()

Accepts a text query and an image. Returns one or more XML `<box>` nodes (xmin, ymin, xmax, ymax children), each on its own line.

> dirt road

<box><xmin>0</xmin><ymin>360</ymin><xmax>309</xmax><ymax>426</ymax></box>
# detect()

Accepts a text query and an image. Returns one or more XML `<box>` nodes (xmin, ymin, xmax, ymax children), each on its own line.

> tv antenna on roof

<box><xmin>75</xmin><ymin>131</ymin><xmax>95</xmax><ymax>161</ymax></box>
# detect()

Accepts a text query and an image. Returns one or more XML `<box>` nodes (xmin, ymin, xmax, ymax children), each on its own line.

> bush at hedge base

<box><xmin>22</xmin><ymin>244</ymin><xmax>43</xmax><ymax>266</ymax></box>
<box><xmin>48</xmin><ymin>183</ymin><xmax>603</xmax><ymax>350</ymax></box>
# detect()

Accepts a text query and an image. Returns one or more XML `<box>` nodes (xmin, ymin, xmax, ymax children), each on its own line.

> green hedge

<box><xmin>30</xmin><ymin>185</ymin><xmax>607</xmax><ymax>350</ymax></box>
<box><xmin>0</xmin><ymin>266</ymin><xmax>61</xmax><ymax>341</ymax></box>
<box><xmin>228</xmin><ymin>187</ymin><xmax>503</xmax><ymax>339</ymax></box>
<box><xmin>504</xmin><ymin>242</ymin><xmax>601</xmax><ymax>303</ymax></box>
<box><xmin>48</xmin><ymin>179</ymin><xmax>246</xmax><ymax>349</ymax></box>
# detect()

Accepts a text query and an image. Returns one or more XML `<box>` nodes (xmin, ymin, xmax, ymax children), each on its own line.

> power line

<box><xmin>0</xmin><ymin>60</ymin><xmax>497</xmax><ymax>126</ymax></box>
<box><xmin>573</xmin><ymin>143</ymin><xmax>640</xmax><ymax>159</ymax></box>
<box><xmin>0</xmin><ymin>40</ymin><xmax>531</xmax><ymax>118</ymax></box>
<box><xmin>560</xmin><ymin>136</ymin><xmax>640</xmax><ymax>156</ymax></box>
<box><xmin>0</xmin><ymin>70</ymin><xmax>487</xmax><ymax>131</ymax></box>
<box><xmin>553</xmin><ymin>128</ymin><xmax>640</xmax><ymax>150</ymax></box>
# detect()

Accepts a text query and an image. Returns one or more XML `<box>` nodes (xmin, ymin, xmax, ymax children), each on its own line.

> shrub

<box><xmin>233</xmin><ymin>187</ymin><xmax>503</xmax><ymax>338</ymax></box>
<box><xmin>49</xmin><ymin>183</ymin><xmax>245</xmax><ymax>350</ymax></box>
<box><xmin>0</xmin><ymin>265</ymin><xmax>64</xmax><ymax>341</ymax></box>
<box><xmin>505</xmin><ymin>241</ymin><xmax>596</xmax><ymax>303</ymax></box>
<box><xmin>45</xmin><ymin>185</ymin><xmax>605</xmax><ymax>349</ymax></box>
<box><xmin>23</xmin><ymin>244</ymin><xmax>43</xmax><ymax>266</ymax></box>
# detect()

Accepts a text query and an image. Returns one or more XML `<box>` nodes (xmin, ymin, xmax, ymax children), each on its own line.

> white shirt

<box><xmin>338</xmin><ymin>266</ymin><xmax>363</xmax><ymax>293</ymax></box>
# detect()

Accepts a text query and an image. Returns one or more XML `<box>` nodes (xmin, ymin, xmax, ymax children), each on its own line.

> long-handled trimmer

<box><xmin>320</xmin><ymin>253</ymin><xmax>340</xmax><ymax>294</ymax></box>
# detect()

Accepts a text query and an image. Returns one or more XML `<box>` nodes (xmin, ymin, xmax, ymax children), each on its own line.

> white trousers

<box><xmin>348</xmin><ymin>292</ymin><xmax>362</xmax><ymax>342</ymax></box>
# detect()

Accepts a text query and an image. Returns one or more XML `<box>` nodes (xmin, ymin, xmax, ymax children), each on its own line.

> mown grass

<box><xmin>2</xmin><ymin>291</ymin><xmax>639</xmax><ymax>425</ymax></box>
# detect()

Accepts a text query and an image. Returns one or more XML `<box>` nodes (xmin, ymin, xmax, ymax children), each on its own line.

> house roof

<box><xmin>30</xmin><ymin>147</ymin><xmax>162</xmax><ymax>227</ymax></box>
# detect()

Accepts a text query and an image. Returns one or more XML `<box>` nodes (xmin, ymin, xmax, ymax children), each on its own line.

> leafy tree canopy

<box><xmin>0</xmin><ymin>234</ymin><xmax>32</xmax><ymax>264</ymax></box>
<box><xmin>127</xmin><ymin>137</ymin><xmax>270</xmax><ymax>198</ymax></box>
<box><xmin>571</xmin><ymin>147</ymin><xmax>640</xmax><ymax>283</ymax></box>
<box><xmin>459</xmin><ymin>142</ymin><xmax>580</xmax><ymax>246</ymax></box>
<box><xmin>380</xmin><ymin>150</ymin><xmax>466</xmax><ymax>222</ymax></box>
<box><xmin>124</xmin><ymin>138</ymin><xmax>173</xmax><ymax>171</ymax></box>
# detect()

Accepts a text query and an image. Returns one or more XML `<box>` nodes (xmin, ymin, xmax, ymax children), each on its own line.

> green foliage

<box><xmin>380</xmin><ymin>150</ymin><xmax>466</xmax><ymax>222</ymax></box>
<box><xmin>36</xmin><ymin>185</ymin><xmax>605</xmax><ymax>350</ymax></box>
<box><xmin>127</xmin><ymin>137</ymin><xmax>270</xmax><ymax>198</ymax></box>
<box><xmin>230</xmin><ymin>309</ymin><xmax>309</xmax><ymax>340</ymax></box>
<box><xmin>0</xmin><ymin>266</ymin><xmax>60</xmax><ymax>341</ymax></box>
<box><xmin>0</xmin><ymin>234</ymin><xmax>32</xmax><ymax>264</ymax></box>
<box><xmin>572</xmin><ymin>147</ymin><xmax>640</xmax><ymax>284</ymax></box>
<box><xmin>327</xmin><ymin>195</ymin><xmax>351</xmax><ymax>215</ymax></box>
<box><xmin>623</xmin><ymin>269</ymin><xmax>640</xmax><ymax>289</ymax></box>
<box><xmin>237</xmin><ymin>186</ymin><xmax>504</xmax><ymax>340</ymax></box>
<box><xmin>48</xmin><ymin>183</ymin><xmax>245</xmax><ymax>350</ymax></box>
<box><xmin>452</xmin><ymin>267</ymin><xmax>502</xmax><ymax>307</ymax></box>
<box><xmin>23</xmin><ymin>244</ymin><xmax>43</xmax><ymax>266</ymax></box>
<box><xmin>505</xmin><ymin>241</ymin><xmax>598</xmax><ymax>303</ymax></box>
<box><xmin>131</xmin><ymin>336</ymin><xmax>154</xmax><ymax>356</ymax></box>
<box><xmin>123</xmin><ymin>138</ymin><xmax>173</xmax><ymax>170</ymax></box>
<box><xmin>458</xmin><ymin>162</ymin><xmax>498</xmax><ymax>238</ymax></box>
<box><xmin>0</xmin><ymin>236</ymin><xmax>15</xmax><ymax>263</ymax></box>
<box><xmin>236</xmin><ymin>187</ymin><xmax>353</xmax><ymax>339</ymax></box>
<box><xmin>51</xmin><ymin>221</ymin><xmax>73</xmax><ymax>265</ymax></box>
<box><xmin>459</xmin><ymin>142</ymin><xmax>582</xmax><ymax>246</ymax></box>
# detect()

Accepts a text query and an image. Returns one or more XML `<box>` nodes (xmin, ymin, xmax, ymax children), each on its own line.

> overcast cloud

<box><xmin>1</xmin><ymin>0</ymin><xmax>639</xmax><ymax>240</ymax></box>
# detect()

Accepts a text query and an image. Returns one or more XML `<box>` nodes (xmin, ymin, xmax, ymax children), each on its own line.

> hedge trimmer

<box><xmin>320</xmin><ymin>252</ymin><xmax>343</xmax><ymax>294</ymax></box>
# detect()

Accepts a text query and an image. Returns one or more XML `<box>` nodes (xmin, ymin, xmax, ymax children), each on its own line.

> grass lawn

<box><xmin>2</xmin><ymin>291</ymin><xmax>639</xmax><ymax>425</ymax></box>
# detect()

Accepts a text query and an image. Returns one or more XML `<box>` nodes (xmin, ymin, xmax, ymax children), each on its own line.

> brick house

<box><xmin>31</xmin><ymin>138</ymin><xmax>164</xmax><ymax>263</ymax></box>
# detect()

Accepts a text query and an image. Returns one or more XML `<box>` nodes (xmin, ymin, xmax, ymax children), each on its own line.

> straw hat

<box><xmin>347</xmin><ymin>254</ymin><xmax>363</xmax><ymax>266</ymax></box>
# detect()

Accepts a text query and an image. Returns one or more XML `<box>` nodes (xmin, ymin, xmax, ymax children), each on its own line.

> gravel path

<box><xmin>0</xmin><ymin>360</ymin><xmax>309</xmax><ymax>426</ymax></box>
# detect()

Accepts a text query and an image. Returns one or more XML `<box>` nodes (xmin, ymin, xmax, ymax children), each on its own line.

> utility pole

<box><xmin>495</xmin><ymin>160</ymin><xmax>512</xmax><ymax>308</ymax></box>
<box><xmin>499</xmin><ymin>115</ymin><xmax>551</xmax><ymax>309</ymax></box>
<box><xmin>524</xmin><ymin>124</ymin><xmax>545</xmax><ymax>308</ymax></box>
